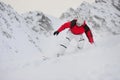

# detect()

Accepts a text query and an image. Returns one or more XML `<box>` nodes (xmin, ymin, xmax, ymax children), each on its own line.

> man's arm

<box><xmin>53</xmin><ymin>21</ymin><xmax>71</xmax><ymax>36</ymax></box>
<box><xmin>84</xmin><ymin>24</ymin><xmax>94</xmax><ymax>44</ymax></box>
<box><xmin>57</xmin><ymin>22</ymin><xmax>71</xmax><ymax>32</ymax></box>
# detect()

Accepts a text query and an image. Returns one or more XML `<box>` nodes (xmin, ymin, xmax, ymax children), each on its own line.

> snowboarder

<box><xmin>53</xmin><ymin>17</ymin><xmax>94</xmax><ymax>57</ymax></box>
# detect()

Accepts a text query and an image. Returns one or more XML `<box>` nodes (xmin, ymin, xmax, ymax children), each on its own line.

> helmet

<box><xmin>76</xmin><ymin>18</ymin><xmax>84</xmax><ymax>26</ymax></box>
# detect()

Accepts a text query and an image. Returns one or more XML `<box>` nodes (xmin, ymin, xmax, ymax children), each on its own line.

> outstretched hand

<box><xmin>53</xmin><ymin>31</ymin><xmax>59</xmax><ymax>36</ymax></box>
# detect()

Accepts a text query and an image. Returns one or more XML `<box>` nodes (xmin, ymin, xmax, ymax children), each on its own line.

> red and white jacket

<box><xmin>57</xmin><ymin>20</ymin><xmax>94</xmax><ymax>44</ymax></box>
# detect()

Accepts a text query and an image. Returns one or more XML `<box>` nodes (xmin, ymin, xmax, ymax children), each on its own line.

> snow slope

<box><xmin>1</xmin><ymin>33</ymin><xmax>120</xmax><ymax>80</ymax></box>
<box><xmin>0</xmin><ymin>1</ymin><xmax>120</xmax><ymax>80</ymax></box>
<box><xmin>0</xmin><ymin>1</ymin><xmax>52</xmax><ymax>75</ymax></box>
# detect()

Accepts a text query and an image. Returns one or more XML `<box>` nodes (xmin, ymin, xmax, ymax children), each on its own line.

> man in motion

<box><xmin>53</xmin><ymin>17</ymin><xmax>94</xmax><ymax>57</ymax></box>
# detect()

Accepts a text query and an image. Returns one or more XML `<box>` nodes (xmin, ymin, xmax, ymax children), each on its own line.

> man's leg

<box><xmin>76</xmin><ymin>35</ymin><xmax>85</xmax><ymax>50</ymax></box>
<box><xmin>57</xmin><ymin>36</ymin><xmax>71</xmax><ymax>57</ymax></box>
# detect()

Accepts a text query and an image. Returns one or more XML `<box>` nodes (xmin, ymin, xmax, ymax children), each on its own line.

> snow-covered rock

<box><xmin>95</xmin><ymin>0</ymin><xmax>120</xmax><ymax>11</ymax></box>
<box><xmin>60</xmin><ymin>8</ymin><xmax>77</xmax><ymax>21</ymax></box>
<box><xmin>22</xmin><ymin>11</ymin><xmax>53</xmax><ymax>34</ymax></box>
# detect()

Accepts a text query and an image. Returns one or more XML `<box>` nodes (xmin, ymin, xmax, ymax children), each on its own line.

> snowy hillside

<box><xmin>60</xmin><ymin>0</ymin><xmax>120</xmax><ymax>34</ymax></box>
<box><xmin>0</xmin><ymin>1</ymin><xmax>54</xmax><ymax>54</ymax></box>
<box><xmin>0</xmin><ymin>1</ymin><xmax>120</xmax><ymax>80</ymax></box>
<box><xmin>0</xmin><ymin>1</ymin><xmax>53</xmax><ymax>73</ymax></box>
<box><xmin>1</xmin><ymin>31</ymin><xmax>120</xmax><ymax>80</ymax></box>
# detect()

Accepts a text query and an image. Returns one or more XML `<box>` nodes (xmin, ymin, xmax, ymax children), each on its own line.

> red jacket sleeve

<box><xmin>84</xmin><ymin>22</ymin><xmax>94</xmax><ymax>44</ymax></box>
<box><xmin>57</xmin><ymin>22</ymin><xmax>71</xmax><ymax>32</ymax></box>
<box><xmin>86</xmin><ymin>30</ymin><xmax>94</xmax><ymax>44</ymax></box>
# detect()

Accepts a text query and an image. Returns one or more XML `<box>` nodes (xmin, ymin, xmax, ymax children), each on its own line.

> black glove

<box><xmin>53</xmin><ymin>31</ymin><xmax>59</xmax><ymax>36</ymax></box>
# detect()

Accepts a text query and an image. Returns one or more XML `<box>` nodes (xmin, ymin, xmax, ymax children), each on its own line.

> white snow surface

<box><xmin>1</xmin><ymin>33</ymin><xmax>120</xmax><ymax>80</ymax></box>
<box><xmin>0</xmin><ymin>1</ymin><xmax>120</xmax><ymax>80</ymax></box>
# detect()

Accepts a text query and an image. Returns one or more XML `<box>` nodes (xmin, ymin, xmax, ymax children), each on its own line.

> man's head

<box><xmin>76</xmin><ymin>14</ymin><xmax>85</xmax><ymax>26</ymax></box>
<box><xmin>76</xmin><ymin>18</ymin><xmax>84</xmax><ymax>26</ymax></box>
